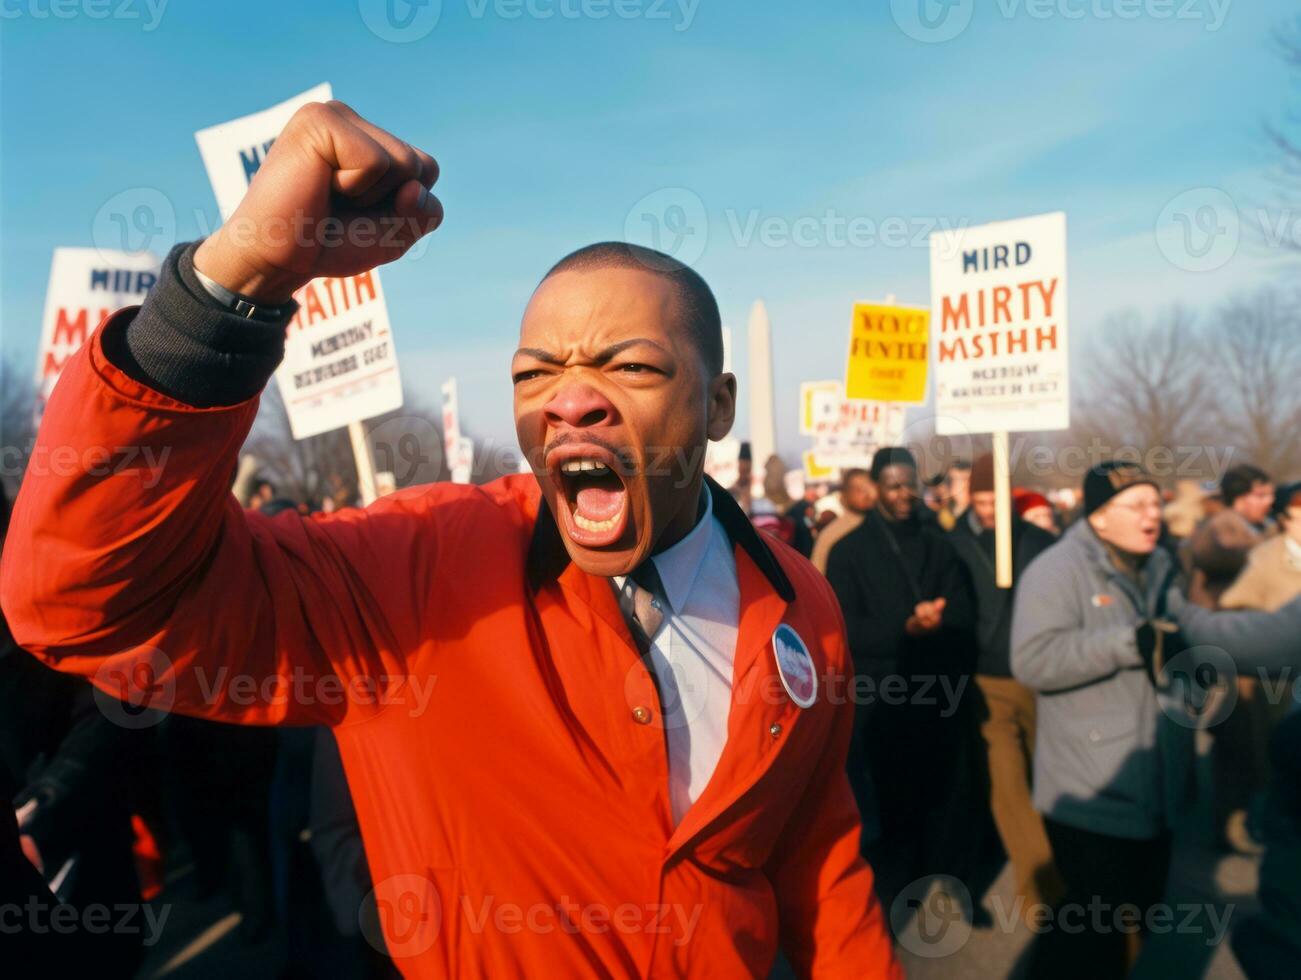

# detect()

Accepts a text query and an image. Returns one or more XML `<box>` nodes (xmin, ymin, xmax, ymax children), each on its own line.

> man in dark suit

<box><xmin>826</xmin><ymin>446</ymin><xmax>978</xmax><ymax>913</ymax></box>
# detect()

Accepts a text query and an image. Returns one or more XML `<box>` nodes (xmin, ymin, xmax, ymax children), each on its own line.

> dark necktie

<box><xmin>617</xmin><ymin>562</ymin><xmax>666</xmax><ymax>657</ymax></box>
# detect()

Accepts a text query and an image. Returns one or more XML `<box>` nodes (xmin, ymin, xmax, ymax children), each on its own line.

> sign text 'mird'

<box><xmin>45</xmin><ymin>266</ymin><xmax>157</xmax><ymax>377</ymax></box>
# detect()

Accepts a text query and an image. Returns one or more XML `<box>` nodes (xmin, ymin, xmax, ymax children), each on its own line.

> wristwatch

<box><xmin>192</xmin><ymin>265</ymin><xmax>292</xmax><ymax>322</ymax></box>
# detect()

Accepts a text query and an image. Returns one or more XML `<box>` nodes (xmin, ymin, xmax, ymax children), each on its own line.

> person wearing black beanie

<box><xmin>1011</xmin><ymin>462</ymin><xmax>1192</xmax><ymax>978</ymax></box>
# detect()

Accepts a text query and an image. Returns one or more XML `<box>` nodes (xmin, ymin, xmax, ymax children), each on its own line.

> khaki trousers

<box><xmin>976</xmin><ymin>675</ymin><xmax>1061</xmax><ymax>911</ymax></box>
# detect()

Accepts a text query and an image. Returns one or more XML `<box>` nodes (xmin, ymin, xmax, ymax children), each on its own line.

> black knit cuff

<box><xmin>101</xmin><ymin>241</ymin><xmax>295</xmax><ymax>408</ymax></box>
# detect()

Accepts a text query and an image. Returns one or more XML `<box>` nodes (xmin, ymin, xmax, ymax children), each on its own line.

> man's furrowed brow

<box><xmin>593</xmin><ymin>338</ymin><xmax>670</xmax><ymax>360</ymax></box>
<box><xmin>513</xmin><ymin>339</ymin><xmax>671</xmax><ymax>364</ymax></box>
<box><xmin>513</xmin><ymin>347</ymin><xmax>565</xmax><ymax>364</ymax></box>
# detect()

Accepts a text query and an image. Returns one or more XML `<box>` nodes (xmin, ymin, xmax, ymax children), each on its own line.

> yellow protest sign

<box><xmin>802</xmin><ymin>450</ymin><xmax>839</xmax><ymax>482</ymax></box>
<box><xmin>844</xmin><ymin>302</ymin><xmax>929</xmax><ymax>403</ymax></box>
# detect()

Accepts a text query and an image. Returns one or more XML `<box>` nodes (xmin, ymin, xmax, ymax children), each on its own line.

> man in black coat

<box><xmin>826</xmin><ymin>447</ymin><xmax>979</xmax><ymax>914</ymax></box>
<box><xmin>948</xmin><ymin>454</ymin><xmax>1061</xmax><ymax>922</ymax></box>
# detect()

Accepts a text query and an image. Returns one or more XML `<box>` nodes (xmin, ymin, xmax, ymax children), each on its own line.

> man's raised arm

<box><xmin>0</xmin><ymin>103</ymin><xmax>443</xmax><ymax>727</ymax></box>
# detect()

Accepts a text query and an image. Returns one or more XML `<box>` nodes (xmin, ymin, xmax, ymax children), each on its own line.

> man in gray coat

<box><xmin>1011</xmin><ymin>461</ymin><xmax>1188</xmax><ymax>978</ymax></box>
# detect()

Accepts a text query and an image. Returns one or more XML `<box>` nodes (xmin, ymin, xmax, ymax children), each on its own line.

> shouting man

<box><xmin>0</xmin><ymin>103</ymin><xmax>898</xmax><ymax>978</ymax></box>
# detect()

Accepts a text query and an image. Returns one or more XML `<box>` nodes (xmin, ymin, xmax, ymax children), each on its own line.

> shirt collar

<box><xmin>526</xmin><ymin>475</ymin><xmax>796</xmax><ymax>602</ymax></box>
<box><xmin>645</xmin><ymin>486</ymin><xmax>715</xmax><ymax>614</ymax></box>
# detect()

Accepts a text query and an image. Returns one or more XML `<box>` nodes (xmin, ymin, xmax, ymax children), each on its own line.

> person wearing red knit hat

<box><xmin>1013</xmin><ymin>490</ymin><xmax>1058</xmax><ymax>536</ymax></box>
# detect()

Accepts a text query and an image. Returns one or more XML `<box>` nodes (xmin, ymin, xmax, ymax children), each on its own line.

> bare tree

<box><xmin>1211</xmin><ymin>286</ymin><xmax>1301</xmax><ymax>479</ymax></box>
<box><xmin>1074</xmin><ymin>307</ymin><xmax>1212</xmax><ymax>464</ymax></box>
<box><xmin>243</xmin><ymin>381</ymin><xmax>361</xmax><ymax>505</ymax></box>
<box><xmin>243</xmin><ymin>381</ymin><xmax>451</xmax><ymax>506</ymax></box>
<box><xmin>1260</xmin><ymin>17</ymin><xmax>1301</xmax><ymax>254</ymax></box>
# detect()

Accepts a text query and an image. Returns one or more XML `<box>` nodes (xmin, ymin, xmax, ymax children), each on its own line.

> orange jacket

<box><xmin>0</xmin><ymin>313</ymin><xmax>901</xmax><ymax>979</ymax></box>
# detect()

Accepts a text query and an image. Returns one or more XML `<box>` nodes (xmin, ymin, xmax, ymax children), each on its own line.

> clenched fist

<box><xmin>194</xmin><ymin>101</ymin><xmax>442</xmax><ymax>304</ymax></box>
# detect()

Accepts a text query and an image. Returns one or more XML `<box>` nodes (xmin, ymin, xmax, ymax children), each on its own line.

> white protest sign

<box><xmin>36</xmin><ymin>248</ymin><xmax>161</xmax><ymax>411</ymax></box>
<box><xmin>929</xmin><ymin>212</ymin><xmax>1069</xmax><ymax>436</ymax></box>
<box><xmin>799</xmin><ymin>381</ymin><xmax>905</xmax><ymax>469</ymax></box>
<box><xmin>195</xmin><ymin>84</ymin><xmax>404</xmax><ymax>440</ymax></box>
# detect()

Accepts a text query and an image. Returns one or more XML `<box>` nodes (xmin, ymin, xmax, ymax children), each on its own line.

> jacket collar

<box><xmin>1067</xmin><ymin>517</ymin><xmax>1174</xmax><ymax>610</ymax></box>
<box><xmin>527</xmin><ymin>475</ymin><xmax>796</xmax><ymax>602</ymax></box>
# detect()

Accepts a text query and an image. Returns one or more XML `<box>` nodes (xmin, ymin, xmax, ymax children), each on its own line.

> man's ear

<box><xmin>1088</xmin><ymin>510</ymin><xmax>1107</xmax><ymax>536</ymax></box>
<box><xmin>706</xmin><ymin>372</ymin><xmax>737</xmax><ymax>441</ymax></box>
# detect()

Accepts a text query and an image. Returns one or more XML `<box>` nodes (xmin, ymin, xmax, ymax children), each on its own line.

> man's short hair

<box><xmin>944</xmin><ymin>459</ymin><xmax>972</xmax><ymax>485</ymax></box>
<box><xmin>252</xmin><ymin>478</ymin><xmax>275</xmax><ymax>497</ymax></box>
<box><xmin>1221</xmin><ymin>464</ymin><xmax>1270</xmax><ymax>506</ymax></box>
<box><xmin>842</xmin><ymin>468</ymin><xmax>870</xmax><ymax>485</ymax></box>
<box><xmin>541</xmin><ymin>242</ymin><xmax>724</xmax><ymax>375</ymax></box>
<box><xmin>870</xmin><ymin>447</ymin><xmax>918</xmax><ymax>482</ymax></box>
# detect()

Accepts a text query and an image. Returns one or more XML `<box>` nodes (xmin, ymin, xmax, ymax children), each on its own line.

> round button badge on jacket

<box><xmin>772</xmin><ymin>624</ymin><xmax>817</xmax><ymax>709</ymax></box>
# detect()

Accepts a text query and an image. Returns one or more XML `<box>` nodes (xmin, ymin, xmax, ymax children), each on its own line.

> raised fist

<box><xmin>194</xmin><ymin>100</ymin><xmax>442</xmax><ymax>303</ymax></box>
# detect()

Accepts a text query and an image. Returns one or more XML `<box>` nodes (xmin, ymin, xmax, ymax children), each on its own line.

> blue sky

<box><xmin>2</xmin><ymin>0</ymin><xmax>1295</xmax><ymax>453</ymax></box>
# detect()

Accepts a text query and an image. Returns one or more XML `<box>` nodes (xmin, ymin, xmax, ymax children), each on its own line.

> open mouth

<box><xmin>553</xmin><ymin>455</ymin><xmax>631</xmax><ymax>548</ymax></box>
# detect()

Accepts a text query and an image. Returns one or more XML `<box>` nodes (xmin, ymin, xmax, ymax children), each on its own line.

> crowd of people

<box><xmin>736</xmin><ymin>446</ymin><xmax>1301</xmax><ymax>978</ymax></box>
<box><xmin>4</xmin><ymin>433</ymin><xmax>1301</xmax><ymax>978</ymax></box>
<box><xmin>2</xmin><ymin>102</ymin><xmax>1299</xmax><ymax>979</ymax></box>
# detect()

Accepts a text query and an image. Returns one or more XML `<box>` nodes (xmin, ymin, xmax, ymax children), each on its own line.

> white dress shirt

<box><xmin>614</xmin><ymin>489</ymin><xmax>740</xmax><ymax>826</ymax></box>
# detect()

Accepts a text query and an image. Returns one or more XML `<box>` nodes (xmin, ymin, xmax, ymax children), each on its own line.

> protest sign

<box><xmin>802</xmin><ymin>450</ymin><xmax>839</xmax><ymax>483</ymax></box>
<box><xmin>36</xmin><ymin>248</ymin><xmax>161</xmax><ymax>412</ymax></box>
<box><xmin>929</xmin><ymin>211</ymin><xmax>1069</xmax><ymax>436</ymax></box>
<box><xmin>195</xmin><ymin>83</ymin><xmax>404</xmax><ymax>441</ymax></box>
<box><xmin>844</xmin><ymin>302</ymin><xmax>928</xmax><ymax>403</ymax></box>
<box><xmin>800</xmin><ymin>381</ymin><xmax>905</xmax><ymax>471</ymax></box>
<box><xmin>441</xmin><ymin>378</ymin><xmax>474</xmax><ymax>484</ymax></box>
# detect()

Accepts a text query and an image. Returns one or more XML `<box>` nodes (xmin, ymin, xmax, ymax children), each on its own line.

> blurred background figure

<box><xmin>811</xmin><ymin>468</ymin><xmax>875</xmax><ymax>574</ymax></box>
<box><xmin>1187</xmin><ymin>463</ymin><xmax>1278</xmax><ymax>855</ymax></box>
<box><xmin>1163</xmin><ymin>477</ymin><xmax>1209</xmax><ymax>542</ymax></box>
<box><xmin>1220</xmin><ymin>482</ymin><xmax>1301</xmax><ymax>614</ymax></box>
<box><xmin>950</xmin><ymin>456</ymin><xmax>1063</xmax><ymax>924</ymax></box>
<box><xmin>935</xmin><ymin>459</ymin><xmax>973</xmax><ymax>531</ymax></box>
<box><xmin>1013</xmin><ymin>489</ymin><xmax>1059</xmax><ymax>536</ymax></box>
